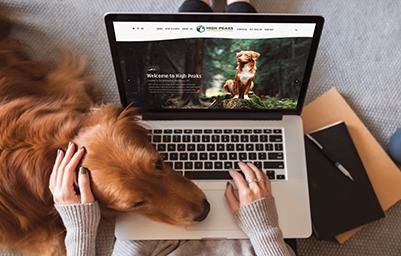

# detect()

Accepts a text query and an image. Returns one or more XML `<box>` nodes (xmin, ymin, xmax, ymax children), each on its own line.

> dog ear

<box><xmin>252</xmin><ymin>52</ymin><xmax>260</xmax><ymax>60</ymax></box>
<box><xmin>236</xmin><ymin>52</ymin><xmax>242</xmax><ymax>58</ymax></box>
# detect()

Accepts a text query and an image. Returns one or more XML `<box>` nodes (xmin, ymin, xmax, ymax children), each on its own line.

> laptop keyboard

<box><xmin>151</xmin><ymin>128</ymin><xmax>286</xmax><ymax>181</ymax></box>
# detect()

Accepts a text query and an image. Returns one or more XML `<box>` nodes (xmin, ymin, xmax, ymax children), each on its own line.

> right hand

<box><xmin>49</xmin><ymin>142</ymin><xmax>95</xmax><ymax>205</ymax></box>
<box><xmin>225</xmin><ymin>162</ymin><xmax>272</xmax><ymax>212</ymax></box>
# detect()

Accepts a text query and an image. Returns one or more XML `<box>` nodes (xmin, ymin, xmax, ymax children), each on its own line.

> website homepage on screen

<box><xmin>113</xmin><ymin>21</ymin><xmax>315</xmax><ymax>111</ymax></box>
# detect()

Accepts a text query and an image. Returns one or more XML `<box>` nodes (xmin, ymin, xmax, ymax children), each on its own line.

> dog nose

<box><xmin>193</xmin><ymin>199</ymin><xmax>210</xmax><ymax>222</ymax></box>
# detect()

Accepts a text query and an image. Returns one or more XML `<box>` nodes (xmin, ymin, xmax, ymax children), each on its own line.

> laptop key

<box><xmin>227</xmin><ymin>144</ymin><xmax>235</xmax><ymax>151</ymax></box>
<box><xmin>157</xmin><ymin>144</ymin><xmax>166</xmax><ymax>151</ymax></box>
<box><xmin>255</xmin><ymin>144</ymin><xmax>263</xmax><ymax>151</ymax></box>
<box><xmin>195</xmin><ymin>162</ymin><xmax>203</xmax><ymax>169</ymax></box>
<box><xmin>207</xmin><ymin>144</ymin><xmax>215</xmax><ymax>151</ymax></box>
<box><xmin>170</xmin><ymin>153</ymin><xmax>178</xmax><ymax>161</ymax></box>
<box><xmin>204</xmin><ymin>162</ymin><xmax>213</xmax><ymax>169</ymax></box>
<box><xmin>258</xmin><ymin>152</ymin><xmax>267</xmax><ymax>160</ymax></box>
<box><xmin>222</xmin><ymin>135</ymin><xmax>230</xmax><ymax>142</ymax></box>
<box><xmin>219</xmin><ymin>153</ymin><xmax>228</xmax><ymax>160</ymax></box>
<box><xmin>202</xmin><ymin>135</ymin><xmax>210</xmax><ymax>142</ymax></box>
<box><xmin>167</xmin><ymin>144</ymin><xmax>176</xmax><ymax>151</ymax></box>
<box><xmin>183</xmin><ymin>135</ymin><xmax>191</xmax><ymax>142</ymax></box>
<box><xmin>249</xmin><ymin>152</ymin><xmax>257</xmax><ymax>160</ymax></box>
<box><xmin>224</xmin><ymin>162</ymin><xmax>233</xmax><ymax>169</ymax></box>
<box><xmin>266</xmin><ymin>170</ymin><xmax>275</xmax><ymax>179</ymax></box>
<box><xmin>275</xmin><ymin>144</ymin><xmax>283</xmax><ymax>151</ymax></box>
<box><xmin>269</xmin><ymin>152</ymin><xmax>284</xmax><ymax>160</ymax></box>
<box><xmin>190</xmin><ymin>153</ymin><xmax>198</xmax><ymax>160</ymax></box>
<box><xmin>163</xmin><ymin>135</ymin><xmax>171</xmax><ymax>143</ymax></box>
<box><xmin>217</xmin><ymin>144</ymin><xmax>225</xmax><ymax>151</ymax></box>
<box><xmin>187</xmin><ymin>144</ymin><xmax>195</xmax><ymax>151</ymax></box>
<box><xmin>184</xmin><ymin>129</ymin><xmax>192</xmax><ymax>134</ymax></box>
<box><xmin>266</xmin><ymin>144</ymin><xmax>273</xmax><ymax>151</ymax></box>
<box><xmin>277</xmin><ymin>174</ymin><xmax>285</xmax><ymax>180</ymax></box>
<box><xmin>239</xmin><ymin>153</ymin><xmax>247</xmax><ymax>160</ymax></box>
<box><xmin>173</xmin><ymin>135</ymin><xmax>181</xmax><ymax>142</ymax></box>
<box><xmin>180</xmin><ymin>153</ymin><xmax>188</xmax><ymax>161</ymax></box>
<box><xmin>185</xmin><ymin>162</ymin><xmax>193</xmax><ymax>169</ymax></box>
<box><xmin>184</xmin><ymin>171</ymin><xmax>245</xmax><ymax>180</ymax></box>
<box><xmin>264</xmin><ymin>162</ymin><xmax>284</xmax><ymax>169</ymax></box>
<box><xmin>153</xmin><ymin>135</ymin><xmax>162</xmax><ymax>143</ymax></box>
<box><xmin>236</xmin><ymin>144</ymin><xmax>245</xmax><ymax>151</ymax></box>
<box><xmin>200</xmin><ymin>153</ymin><xmax>208</xmax><ymax>160</ymax></box>
<box><xmin>229</xmin><ymin>152</ymin><xmax>237</xmax><ymax>160</ymax></box>
<box><xmin>209</xmin><ymin>153</ymin><xmax>218</xmax><ymax>160</ymax></box>
<box><xmin>214</xmin><ymin>162</ymin><xmax>223</xmax><ymax>169</ymax></box>
<box><xmin>270</xmin><ymin>135</ymin><xmax>282</xmax><ymax>142</ymax></box>
<box><xmin>177</xmin><ymin>144</ymin><xmax>186</xmax><ymax>151</ymax></box>
<box><xmin>197</xmin><ymin>144</ymin><xmax>205</xmax><ymax>151</ymax></box>
<box><xmin>246</xmin><ymin>144</ymin><xmax>254</xmax><ymax>151</ymax></box>
<box><xmin>212</xmin><ymin>135</ymin><xmax>220</xmax><ymax>142</ymax></box>
<box><xmin>174</xmin><ymin>162</ymin><xmax>183</xmax><ymax>169</ymax></box>
<box><xmin>192</xmin><ymin>135</ymin><xmax>200</xmax><ymax>142</ymax></box>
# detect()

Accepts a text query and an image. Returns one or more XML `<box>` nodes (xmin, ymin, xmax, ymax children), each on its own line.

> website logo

<box><xmin>196</xmin><ymin>25</ymin><xmax>206</xmax><ymax>33</ymax></box>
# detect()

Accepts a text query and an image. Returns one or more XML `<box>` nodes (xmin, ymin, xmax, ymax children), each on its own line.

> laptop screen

<box><xmin>105</xmin><ymin>14</ymin><xmax>323</xmax><ymax>117</ymax></box>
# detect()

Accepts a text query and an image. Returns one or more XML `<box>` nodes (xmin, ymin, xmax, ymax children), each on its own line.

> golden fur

<box><xmin>0</xmin><ymin>16</ymin><xmax>209</xmax><ymax>255</ymax></box>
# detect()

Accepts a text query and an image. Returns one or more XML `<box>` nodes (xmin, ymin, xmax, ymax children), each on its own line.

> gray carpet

<box><xmin>1</xmin><ymin>0</ymin><xmax>401</xmax><ymax>255</ymax></box>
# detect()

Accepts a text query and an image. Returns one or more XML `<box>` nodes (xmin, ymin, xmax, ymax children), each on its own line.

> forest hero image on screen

<box><xmin>117</xmin><ymin>37</ymin><xmax>312</xmax><ymax>110</ymax></box>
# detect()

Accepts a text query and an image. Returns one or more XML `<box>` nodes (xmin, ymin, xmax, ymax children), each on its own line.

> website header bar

<box><xmin>113</xmin><ymin>22</ymin><xmax>316</xmax><ymax>41</ymax></box>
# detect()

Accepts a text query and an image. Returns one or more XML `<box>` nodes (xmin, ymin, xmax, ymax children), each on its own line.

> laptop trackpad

<box><xmin>186</xmin><ymin>190</ymin><xmax>240</xmax><ymax>231</ymax></box>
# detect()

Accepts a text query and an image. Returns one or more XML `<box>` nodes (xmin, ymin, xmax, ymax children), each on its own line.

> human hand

<box><xmin>225</xmin><ymin>162</ymin><xmax>272</xmax><ymax>212</ymax></box>
<box><xmin>49</xmin><ymin>142</ymin><xmax>95</xmax><ymax>205</ymax></box>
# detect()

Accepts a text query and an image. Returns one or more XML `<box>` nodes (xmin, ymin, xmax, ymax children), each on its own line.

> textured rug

<box><xmin>1</xmin><ymin>0</ymin><xmax>401</xmax><ymax>255</ymax></box>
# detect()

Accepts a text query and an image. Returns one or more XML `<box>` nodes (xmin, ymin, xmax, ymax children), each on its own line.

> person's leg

<box><xmin>179</xmin><ymin>0</ymin><xmax>214</xmax><ymax>12</ymax></box>
<box><xmin>225</xmin><ymin>0</ymin><xmax>257</xmax><ymax>13</ymax></box>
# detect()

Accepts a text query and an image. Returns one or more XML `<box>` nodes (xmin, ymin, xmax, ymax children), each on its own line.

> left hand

<box><xmin>49</xmin><ymin>142</ymin><xmax>95</xmax><ymax>205</ymax></box>
<box><xmin>225</xmin><ymin>162</ymin><xmax>272</xmax><ymax>212</ymax></box>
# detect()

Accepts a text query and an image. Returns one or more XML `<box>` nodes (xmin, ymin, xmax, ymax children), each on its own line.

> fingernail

<box><xmin>79</xmin><ymin>146</ymin><xmax>86</xmax><ymax>153</ymax></box>
<box><xmin>57</xmin><ymin>149</ymin><xmax>62</xmax><ymax>155</ymax></box>
<box><xmin>68</xmin><ymin>142</ymin><xmax>73</xmax><ymax>148</ymax></box>
<box><xmin>79</xmin><ymin>167</ymin><xmax>88</xmax><ymax>175</ymax></box>
<box><xmin>226</xmin><ymin>181</ymin><xmax>230</xmax><ymax>188</ymax></box>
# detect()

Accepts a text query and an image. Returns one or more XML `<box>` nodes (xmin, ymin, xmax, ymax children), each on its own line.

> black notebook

<box><xmin>304</xmin><ymin>122</ymin><xmax>385</xmax><ymax>240</ymax></box>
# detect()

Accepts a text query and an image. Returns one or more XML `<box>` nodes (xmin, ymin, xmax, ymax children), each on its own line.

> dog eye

<box><xmin>134</xmin><ymin>201</ymin><xmax>145</xmax><ymax>208</ymax></box>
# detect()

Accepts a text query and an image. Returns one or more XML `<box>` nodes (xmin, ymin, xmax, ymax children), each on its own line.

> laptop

<box><xmin>105</xmin><ymin>13</ymin><xmax>324</xmax><ymax>240</ymax></box>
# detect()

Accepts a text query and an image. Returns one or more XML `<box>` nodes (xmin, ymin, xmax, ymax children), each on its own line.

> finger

<box><xmin>246</xmin><ymin>162</ymin><xmax>267</xmax><ymax>189</ymax></box>
<box><xmin>238</xmin><ymin>161</ymin><xmax>257</xmax><ymax>185</ymax></box>
<box><xmin>224</xmin><ymin>183</ymin><xmax>240</xmax><ymax>212</ymax></box>
<box><xmin>50</xmin><ymin>149</ymin><xmax>64</xmax><ymax>192</ymax></box>
<box><xmin>62</xmin><ymin>148</ymin><xmax>85</xmax><ymax>189</ymax></box>
<box><xmin>78</xmin><ymin>167</ymin><xmax>95</xmax><ymax>204</ymax></box>
<box><xmin>57</xmin><ymin>142</ymin><xmax>75</xmax><ymax>187</ymax></box>
<box><xmin>228</xmin><ymin>169</ymin><xmax>248</xmax><ymax>191</ymax></box>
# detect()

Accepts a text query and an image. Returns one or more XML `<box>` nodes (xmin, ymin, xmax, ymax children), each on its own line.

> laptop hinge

<box><xmin>141</xmin><ymin>112</ymin><xmax>283</xmax><ymax>121</ymax></box>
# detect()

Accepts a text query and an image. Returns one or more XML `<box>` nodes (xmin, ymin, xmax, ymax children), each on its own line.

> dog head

<box><xmin>74</xmin><ymin>104</ymin><xmax>210</xmax><ymax>225</ymax></box>
<box><xmin>236</xmin><ymin>51</ymin><xmax>260</xmax><ymax>63</ymax></box>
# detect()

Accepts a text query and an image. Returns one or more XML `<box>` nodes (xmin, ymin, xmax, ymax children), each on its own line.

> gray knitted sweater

<box><xmin>55</xmin><ymin>197</ymin><xmax>295</xmax><ymax>256</ymax></box>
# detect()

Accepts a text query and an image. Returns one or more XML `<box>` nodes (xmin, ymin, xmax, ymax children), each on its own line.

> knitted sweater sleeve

<box><xmin>55</xmin><ymin>201</ymin><xmax>101</xmax><ymax>256</ymax></box>
<box><xmin>233</xmin><ymin>197</ymin><xmax>296</xmax><ymax>256</ymax></box>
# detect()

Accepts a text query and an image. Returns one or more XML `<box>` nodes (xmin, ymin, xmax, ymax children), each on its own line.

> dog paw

<box><xmin>244</xmin><ymin>95</ymin><xmax>250</xmax><ymax>100</ymax></box>
<box><xmin>233</xmin><ymin>96</ymin><xmax>239</xmax><ymax>99</ymax></box>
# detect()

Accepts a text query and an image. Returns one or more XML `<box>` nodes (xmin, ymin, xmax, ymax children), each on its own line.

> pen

<box><xmin>306</xmin><ymin>134</ymin><xmax>355</xmax><ymax>181</ymax></box>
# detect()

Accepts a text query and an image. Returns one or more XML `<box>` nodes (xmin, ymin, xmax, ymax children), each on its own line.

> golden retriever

<box><xmin>0</xmin><ymin>15</ymin><xmax>209</xmax><ymax>255</ymax></box>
